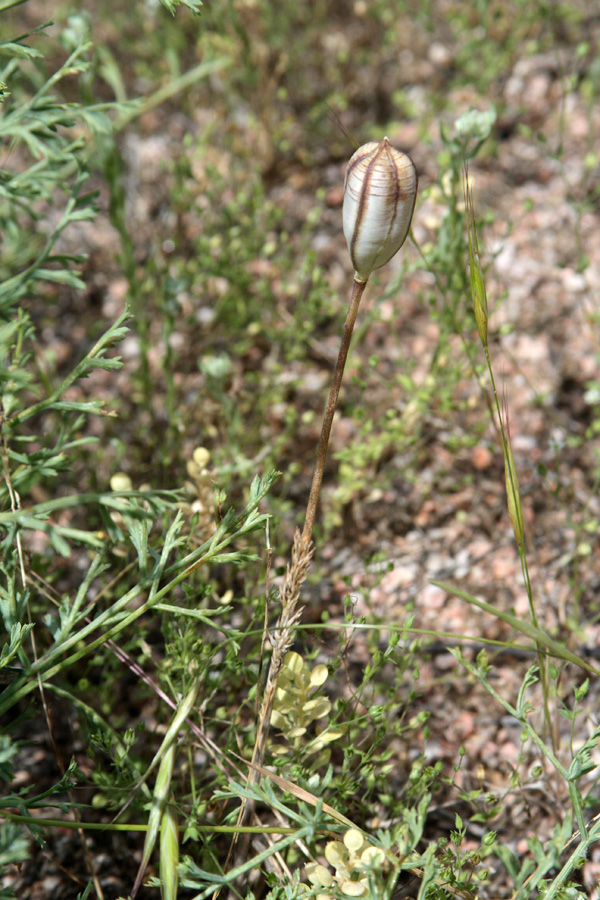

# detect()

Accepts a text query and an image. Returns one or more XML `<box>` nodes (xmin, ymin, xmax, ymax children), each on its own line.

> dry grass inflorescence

<box><xmin>1</xmin><ymin>0</ymin><xmax>600</xmax><ymax>899</ymax></box>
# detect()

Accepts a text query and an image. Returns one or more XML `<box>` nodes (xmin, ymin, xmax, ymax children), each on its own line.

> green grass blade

<box><xmin>431</xmin><ymin>580</ymin><xmax>600</xmax><ymax>676</ymax></box>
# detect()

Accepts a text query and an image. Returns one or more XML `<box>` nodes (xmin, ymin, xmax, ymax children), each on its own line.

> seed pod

<box><xmin>343</xmin><ymin>137</ymin><xmax>417</xmax><ymax>283</ymax></box>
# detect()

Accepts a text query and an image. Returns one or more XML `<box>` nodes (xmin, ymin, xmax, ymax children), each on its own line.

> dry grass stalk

<box><xmin>224</xmin><ymin>140</ymin><xmax>417</xmax><ymax>891</ymax></box>
<box><xmin>232</xmin><ymin>531</ymin><xmax>313</xmax><ymax>842</ymax></box>
<box><xmin>251</xmin><ymin>530</ymin><xmax>314</xmax><ymax>775</ymax></box>
<box><xmin>221</xmin><ymin>533</ymin><xmax>314</xmax><ymax>894</ymax></box>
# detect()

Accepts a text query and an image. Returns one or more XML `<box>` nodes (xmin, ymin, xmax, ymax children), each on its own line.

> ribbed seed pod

<box><xmin>343</xmin><ymin>137</ymin><xmax>417</xmax><ymax>283</ymax></box>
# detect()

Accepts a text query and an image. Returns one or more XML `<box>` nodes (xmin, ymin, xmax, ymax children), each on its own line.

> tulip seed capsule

<box><xmin>343</xmin><ymin>137</ymin><xmax>417</xmax><ymax>283</ymax></box>
<box><xmin>301</xmin><ymin>138</ymin><xmax>418</xmax><ymax>547</ymax></box>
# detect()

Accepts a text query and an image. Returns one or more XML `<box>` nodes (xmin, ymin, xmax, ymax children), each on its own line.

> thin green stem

<box><xmin>483</xmin><ymin>346</ymin><xmax>554</xmax><ymax>742</ymax></box>
<box><xmin>456</xmin><ymin>653</ymin><xmax>588</xmax><ymax>838</ymax></box>
<box><xmin>0</xmin><ymin>484</ymin><xmax>273</xmax><ymax>716</ymax></box>
<box><xmin>302</xmin><ymin>278</ymin><xmax>367</xmax><ymax>546</ymax></box>
<box><xmin>0</xmin><ymin>813</ymin><xmax>301</xmax><ymax>834</ymax></box>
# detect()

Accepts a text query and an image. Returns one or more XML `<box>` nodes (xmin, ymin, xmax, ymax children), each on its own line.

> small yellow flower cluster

<box><xmin>271</xmin><ymin>652</ymin><xmax>342</xmax><ymax>760</ymax></box>
<box><xmin>178</xmin><ymin>447</ymin><xmax>216</xmax><ymax>544</ymax></box>
<box><xmin>304</xmin><ymin>829</ymin><xmax>386</xmax><ymax>899</ymax></box>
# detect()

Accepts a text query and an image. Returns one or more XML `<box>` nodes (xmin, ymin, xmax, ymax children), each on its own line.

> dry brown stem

<box><xmin>226</xmin><ymin>278</ymin><xmax>366</xmax><ymax>889</ymax></box>
<box><xmin>302</xmin><ymin>278</ymin><xmax>367</xmax><ymax>546</ymax></box>
<box><xmin>224</xmin><ymin>532</ymin><xmax>314</xmax><ymax>884</ymax></box>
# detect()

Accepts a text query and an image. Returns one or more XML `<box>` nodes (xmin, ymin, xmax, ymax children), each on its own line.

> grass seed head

<box><xmin>464</xmin><ymin>171</ymin><xmax>488</xmax><ymax>348</ymax></box>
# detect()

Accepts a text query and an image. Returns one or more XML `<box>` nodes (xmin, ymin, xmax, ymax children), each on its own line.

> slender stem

<box><xmin>0</xmin><ymin>814</ymin><xmax>300</xmax><ymax>834</ymax></box>
<box><xmin>302</xmin><ymin>278</ymin><xmax>367</xmax><ymax>546</ymax></box>
<box><xmin>483</xmin><ymin>343</ymin><xmax>557</xmax><ymax>744</ymax></box>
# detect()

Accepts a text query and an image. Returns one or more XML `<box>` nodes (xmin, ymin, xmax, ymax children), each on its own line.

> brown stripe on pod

<box><xmin>347</xmin><ymin>140</ymin><xmax>388</xmax><ymax>272</ymax></box>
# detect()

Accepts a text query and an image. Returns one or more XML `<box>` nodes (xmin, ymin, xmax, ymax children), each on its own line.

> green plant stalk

<box><xmin>411</xmin><ymin>235</ymin><xmax>499</xmax><ymax>434</ymax></box>
<box><xmin>104</xmin><ymin>143</ymin><xmax>151</xmax><ymax>400</ymax></box>
<box><xmin>159</xmin><ymin>281</ymin><xmax>179</xmax><ymax>453</ymax></box>
<box><xmin>185</xmin><ymin>826</ymin><xmax>314</xmax><ymax>900</ymax></box>
<box><xmin>100</xmin><ymin>59</ymin><xmax>231</xmax><ymax>405</ymax></box>
<box><xmin>482</xmin><ymin>344</ymin><xmax>555</xmax><ymax>742</ymax></box>
<box><xmin>302</xmin><ymin>277</ymin><xmax>367</xmax><ymax>546</ymax></box>
<box><xmin>0</xmin><ymin>167</ymin><xmax>94</xmax><ymax>310</ymax></box>
<box><xmin>113</xmin><ymin>58</ymin><xmax>231</xmax><ymax>131</ymax></box>
<box><xmin>431</xmin><ymin>581</ymin><xmax>600</xmax><ymax>677</ymax></box>
<box><xmin>464</xmin><ymin>174</ymin><xmax>554</xmax><ymax>743</ymax></box>
<box><xmin>515</xmin><ymin>817</ymin><xmax>600</xmax><ymax>900</ymax></box>
<box><xmin>0</xmin><ymin>477</ymin><xmax>274</xmax><ymax>715</ymax></box>
<box><xmin>454</xmin><ymin>650</ymin><xmax>587</xmax><ymax>839</ymax></box>
<box><xmin>0</xmin><ymin>814</ymin><xmax>301</xmax><ymax>834</ymax></box>
<box><xmin>45</xmin><ymin>683</ymin><xmax>152</xmax><ymax>799</ymax></box>
<box><xmin>226</xmin><ymin>618</ymin><xmax>572</xmax><ymax>657</ymax></box>
<box><xmin>132</xmin><ymin>742</ymin><xmax>177</xmax><ymax>898</ymax></box>
<box><xmin>0</xmin><ymin>490</ymin><xmax>174</xmax><ymax>525</ymax></box>
<box><xmin>160</xmin><ymin>800</ymin><xmax>179</xmax><ymax>900</ymax></box>
<box><xmin>8</xmin><ymin>311</ymin><xmax>130</xmax><ymax>426</ymax></box>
